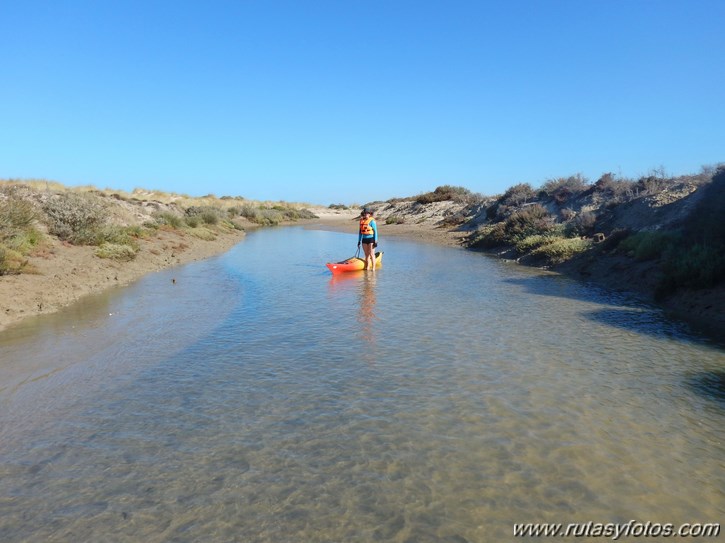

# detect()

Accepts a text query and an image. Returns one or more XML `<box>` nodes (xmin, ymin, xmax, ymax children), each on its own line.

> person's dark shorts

<box><xmin>361</xmin><ymin>238</ymin><xmax>376</xmax><ymax>245</ymax></box>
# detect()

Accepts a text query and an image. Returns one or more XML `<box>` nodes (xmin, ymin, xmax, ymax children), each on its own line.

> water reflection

<box><xmin>358</xmin><ymin>273</ymin><xmax>377</xmax><ymax>350</ymax></box>
<box><xmin>327</xmin><ymin>271</ymin><xmax>379</xmax><ymax>361</ymax></box>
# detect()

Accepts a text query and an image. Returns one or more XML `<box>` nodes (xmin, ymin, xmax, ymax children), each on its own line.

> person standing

<box><xmin>357</xmin><ymin>208</ymin><xmax>378</xmax><ymax>270</ymax></box>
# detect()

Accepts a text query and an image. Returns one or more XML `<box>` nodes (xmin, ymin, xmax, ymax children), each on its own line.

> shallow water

<box><xmin>1</xmin><ymin>227</ymin><xmax>723</xmax><ymax>542</ymax></box>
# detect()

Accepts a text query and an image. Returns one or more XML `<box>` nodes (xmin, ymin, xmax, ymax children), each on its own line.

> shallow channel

<box><xmin>1</xmin><ymin>227</ymin><xmax>723</xmax><ymax>542</ymax></box>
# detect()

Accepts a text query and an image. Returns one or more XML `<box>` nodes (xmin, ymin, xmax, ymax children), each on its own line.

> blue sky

<box><xmin>2</xmin><ymin>0</ymin><xmax>723</xmax><ymax>205</ymax></box>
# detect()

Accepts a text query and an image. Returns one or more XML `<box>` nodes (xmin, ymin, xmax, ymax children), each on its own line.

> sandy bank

<box><xmin>0</xmin><ymin>226</ymin><xmax>248</xmax><ymax>333</ymax></box>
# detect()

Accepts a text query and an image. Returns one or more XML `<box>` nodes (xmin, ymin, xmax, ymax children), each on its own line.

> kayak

<box><xmin>326</xmin><ymin>251</ymin><xmax>383</xmax><ymax>274</ymax></box>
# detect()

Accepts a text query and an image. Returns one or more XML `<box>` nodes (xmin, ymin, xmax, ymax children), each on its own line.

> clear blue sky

<box><xmin>2</xmin><ymin>0</ymin><xmax>723</xmax><ymax>205</ymax></box>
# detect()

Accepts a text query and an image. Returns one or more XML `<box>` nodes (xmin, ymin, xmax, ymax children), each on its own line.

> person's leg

<box><xmin>363</xmin><ymin>242</ymin><xmax>373</xmax><ymax>269</ymax></box>
<box><xmin>370</xmin><ymin>244</ymin><xmax>376</xmax><ymax>271</ymax></box>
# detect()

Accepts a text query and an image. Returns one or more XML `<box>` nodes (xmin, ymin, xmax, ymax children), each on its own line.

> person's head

<box><xmin>362</xmin><ymin>208</ymin><xmax>372</xmax><ymax>216</ymax></box>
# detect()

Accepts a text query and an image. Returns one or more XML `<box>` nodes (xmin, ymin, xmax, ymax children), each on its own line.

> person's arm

<box><xmin>372</xmin><ymin>220</ymin><xmax>378</xmax><ymax>243</ymax></box>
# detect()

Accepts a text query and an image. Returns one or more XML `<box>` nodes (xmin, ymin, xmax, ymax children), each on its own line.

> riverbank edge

<box><xmin>0</xmin><ymin>225</ymin><xmax>247</xmax><ymax>333</ymax></box>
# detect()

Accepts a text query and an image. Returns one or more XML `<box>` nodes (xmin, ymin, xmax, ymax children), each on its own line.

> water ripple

<box><xmin>0</xmin><ymin>228</ymin><xmax>723</xmax><ymax>542</ymax></box>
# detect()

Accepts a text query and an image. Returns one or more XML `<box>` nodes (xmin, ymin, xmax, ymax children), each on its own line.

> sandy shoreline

<box><xmin>0</xmin><ymin>225</ymin><xmax>251</xmax><ymax>333</ymax></box>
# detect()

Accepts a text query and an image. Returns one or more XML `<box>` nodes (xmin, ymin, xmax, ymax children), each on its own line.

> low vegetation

<box><xmin>0</xmin><ymin>186</ymin><xmax>43</xmax><ymax>274</ymax></box>
<box><xmin>0</xmin><ymin>179</ymin><xmax>318</xmax><ymax>270</ymax></box>
<box><xmin>469</xmin><ymin>165</ymin><xmax>725</xmax><ymax>296</ymax></box>
<box><xmin>378</xmin><ymin>164</ymin><xmax>724</xmax><ymax>301</ymax></box>
<box><xmin>415</xmin><ymin>185</ymin><xmax>479</xmax><ymax>205</ymax></box>
<box><xmin>385</xmin><ymin>215</ymin><xmax>406</xmax><ymax>225</ymax></box>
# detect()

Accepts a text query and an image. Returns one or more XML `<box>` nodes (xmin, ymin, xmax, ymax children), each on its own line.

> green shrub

<box><xmin>469</xmin><ymin>223</ymin><xmax>507</xmax><ymax>249</ymax></box>
<box><xmin>469</xmin><ymin>205</ymin><xmax>552</xmax><ymax>249</ymax></box>
<box><xmin>153</xmin><ymin>211</ymin><xmax>183</xmax><ymax>228</ymax></box>
<box><xmin>503</xmin><ymin>204</ymin><xmax>552</xmax><ymax>242</ymax></box>
<box><xmin>386</xmin><ymin>215</ymin><xmax>405</xmax><ymax>224</ymax></box>
<box><xmin>185</xmin><ymin>205</ymin><xmax>225</xmax><ymax>225</ymax></box>
<box><xmin>41</xmin><ymin>192</ymin><xmax>106</xmax><ymax>244</ymax></box>
<box><xmin>200</xmin><ymin>210</ymin><xmax>219</xmax><ymax>225</ymax></box>
<box><xmin>95</xmin><ymin>242</ymin><xmax>138</xmax><ymax>261</ymax></box>
<box><xmin>257</xmin><ymin>209</ymin><xmax>283</xmax><ymax>225</ymax></box>
<box><xmin>618</xmin><ymin>231</ymin><xmax>681</xmax><ymax>261</ymax></box>
<box><xmin>294</xmin><ymin>208</ymin><xmax>318</xmax><ymax>220</ymax></box>
<box><xmin>91</xmin><ymin>225</ymin><xmax>143</xmax><ymax>248</ymax></box>
<box><xmin>123</xmin><ymin>225</ymin><xmax>148</xmax><ymax>239</ymax></box>
<box><xmin>656</xmin><ymin>244</ymin><xmax>725</xmax><ymax>299</ymax></box>
<box><xmin>0</xmin><ymin>199</ymin><xmax>37</xmax><ymax>233</ymax></box>
<box><xmin>185</xmin><ymin>215</ymin><xmax>200</xmax><ymax>228</ymax></box>
<box><xmin>238</xmin><ymin>204</ymin><xmax>316</xmax><ymax>225</ymax></box>
<box><xmin>0</xmin><ymin>244</ymin><xmax>29</xmax><ymax>275</ymax></box>
<box><xmin>530</xmin><ymin>237</ymin><xmax>592</xmax><ymax>264</ymax></box>
<box><xmin>515</xmin><ymin>234</ymin><xmax>554</xmax><ymax>253</ymax></box>
<box><xmin>5</xmin><ymin>227</ymin><xmax>43</xmax><ymax>254</ymax></box>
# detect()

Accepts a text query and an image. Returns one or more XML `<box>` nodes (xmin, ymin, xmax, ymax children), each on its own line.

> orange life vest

<box><xmin>359</xmin><ymin>217</ymin><xmax>375</xmax><ymax>236</ymax></box>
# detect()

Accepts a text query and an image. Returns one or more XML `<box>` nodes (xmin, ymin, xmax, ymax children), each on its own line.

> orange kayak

<box><xmin>326</xmin><ymin>251</ymin><xmax>383</xmax><ymax>274</ymax></box>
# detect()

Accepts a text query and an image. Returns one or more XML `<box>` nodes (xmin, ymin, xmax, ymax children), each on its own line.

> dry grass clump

<box><xmin>187</xmin><ymin>227</ymin><xmax>218</xmax><ymax>241</ymax></box>
<box><xmin>0</xmin><ymin>189</ymin><xmax>44</xmax><ymax>274</ymax></box>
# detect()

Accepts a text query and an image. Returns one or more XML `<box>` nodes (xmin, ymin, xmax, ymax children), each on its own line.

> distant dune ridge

<box><xmin>1</xmin><ymin>165</ymin><xmax>724</xmax><ymax>338</ymax></box>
